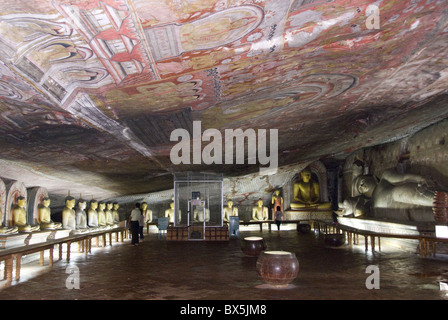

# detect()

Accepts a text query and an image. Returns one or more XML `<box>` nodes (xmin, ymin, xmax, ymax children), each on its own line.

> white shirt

<box><xmin>130</xmin><ymin>208</ymin><xmax>142</xmax><ymax>221</ymax></box>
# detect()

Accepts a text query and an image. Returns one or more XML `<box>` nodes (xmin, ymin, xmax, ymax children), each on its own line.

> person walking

<box><xmin>129</xmin><ymin>203</ymin><xmax>142</xmax><ymax>246</ymax></box>
<box><xmin>274</xmin><ymin>206</ymin><xmax>284</xmax><ymax>231</ymax></box>
<box><xmin>138</xmin><ymin>207</ymin><xmax>145</xmax><ymax>241</ymax></box>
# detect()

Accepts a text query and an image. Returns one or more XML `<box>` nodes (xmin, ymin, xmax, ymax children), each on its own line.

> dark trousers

<box><xmin>130</xmin><ymin>221</ymin><xmax>139</xmax><ymax>245</ymax></box>
<box><xmin>139</xmin><ymin>226</ymin><xmax>144</xmax><ymax>239</ymax></box>
<box><xmin>275</xmin><ymin>219</ymin><xmax>281</xmax><ymax>230</ymax></box>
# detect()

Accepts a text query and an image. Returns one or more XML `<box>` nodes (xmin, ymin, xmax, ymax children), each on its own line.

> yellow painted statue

<box><xmin>223</xmin><ymin>199</ymin><xmax>238</xmax><ymax>222</ymax></box>
<box><xmin>165</xmin><ymin>202</ymin><xmax>180</xmax><ymax>224</ymax></box>
<box><xmin>105</xmin><ymin>202</ymin><xmax>114</xmax><ymax>226</ymax></box>
<box><xmin>142</xmin><ymin>202</ymin><xmax>153</xmax><ymax>224</ymax></box>
<box><xmin>290</xmin><ymin>169</ymin><xmax>331</xmax><ymax>210</ymax></box>
<box><xmin>112</xmin><ymin>202</ymin><xmax>120</xmax><ymax>224</ymax></box>
<box><xmin>88</xmin><ymin>200</ymin><xmax>99</xmax><ymax>228</ymax></box>
<box><xmin>97</xmin><ymin>202</ymin><xmax>107</xmax><ymax>228</ymax></box>
<box><xmin>0</xmin><ymin>204</ymin><xmax>18</xmax><ymax>234</ymax></box>
<box><xmin>62</xmin><ymin>196</ymin><xmax>77</xmax><ymax>231</ymax></box>
<box><xmin>13</xmin><ymin>196</ymin><xmax>40</xmax><ymax>232</ymax></box>
<box><xmin>38</xmin><ymin>197</ymin><xmax>62</xmax><ymax>230</ymax></box>
<box><xmin>252</xmin><ymin>199</ymin><xmax>269</xmax><ymax>221</ymax></box>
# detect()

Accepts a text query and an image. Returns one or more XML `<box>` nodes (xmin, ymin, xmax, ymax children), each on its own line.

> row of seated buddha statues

<box><xmin>0</xmin><ymin>194</ymin><xmax>126</xmax><ymax>236</ymax></box>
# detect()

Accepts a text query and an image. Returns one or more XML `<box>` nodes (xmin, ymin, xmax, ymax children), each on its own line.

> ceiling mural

<box><xmin>0</xmin><ymin>0</ymin><xmax>448</xmax><ymax>202</ymax></box>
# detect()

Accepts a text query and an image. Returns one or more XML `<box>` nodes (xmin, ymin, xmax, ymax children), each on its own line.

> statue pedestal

<box><xmin>47</xmin><ymin>229</ymin><xmax>72</xmax><ymax>240</ymax></box>
<box><xmin>0</xmin><ymin>233</ymin><xmax>29</xmax><ymax>249</ymax></box>
<box><xmin>26</xmin><ymin>231</ymin><xmax>53</xmax><ymax>245</ymax></box>
<box><xmin>285</xmin><ymin>209</ymin><xmax>333</xmax><ymax>222</ymax></box>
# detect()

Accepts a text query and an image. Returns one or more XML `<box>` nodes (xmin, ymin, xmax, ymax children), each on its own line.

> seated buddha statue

<box><xmin>105</xmin><ymin>202</ymin><xmax>114</xmax><ymax>226</ymax></box>
<box><xmin>87</xmin><ymin>200</ymin><xmax>99</xmax><ymax>229</ymax></box>
<box><xmin>223</xmin><ymin>199</ymin><xmax>238</xmax><ymax>222</ymax></box>
<box><xmin>142</xmin><ymin>202</ymin><xmax>153</xmax><ymax>224</ymax></box>
<box><xmin>62</xmin><ymin>196</ymin><xmax>77</xmax><ymax>231</ymax></box>
<box><xmin>13</xmin><ymin>196</ymin><xmax>40</xmax><ymax>232</ymax></box>
<box><xmin>252</xmin><ymin>199</ymin><xmax>268</xmax><ymax>221</ymax></box>
<box><xmin>290</xmin><ymin>169</ymin><xmax>331</xmax><ymax>210</ymax></box>
<box><xmin>97</xmin><ymin>202</ymin><xmax>107</xmax><ymax>228</ymax></box>
<box><xmin>193</xmin><ymin>206</ymin><xmax>210</xmax><ymax>223</ymax></box>
<box><xmin>38</xmin><ymin>197</ymin><xmax>62</xmax><ymax>230</ymax></box>
<box><xmin>112</xmin><ymin>202</ymin><xmax>120</xmax><ymax>224</ymax></box>
<box><xmin>0</xmin><ymin>206</ymin><xmax>18</xmax><ymax>234</ymax></box>
<box><xmin>75</xmin><ymin>199</ymin><xmax>89</xmax><ymax>231</ymax></box>
<box><xmin>165</xmin><ymin>202</ymin><xmax>180</xmax><ymax>224</ymax></box>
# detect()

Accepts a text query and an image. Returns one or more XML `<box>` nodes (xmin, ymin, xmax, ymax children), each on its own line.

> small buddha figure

<box><xmin>62</xmin><ymin>196</ymin><xmax>77</xmax><ymax>231</ymax></box>
<box><xmin>193</xmin><ymin>205</ymin><xmax>210</xmax><ymax>223</ymax></box>
<box><xmin>290</xmin><ymin>169</ymin><xmax>331</xmax><ymax>210</ymax></box>
<box><xmin>38</xmin><ymin>197</ymin><xmax>62</xmax><ymax>230</ymax></box>
<box><xmin>75</xmin><ymin>199</ymin><xmax>89</xmax><ymax>231</ymax></box>
<box><xmin>105</xmin><ymin>202</ymin><xmax>114</xmax><ymax>226</ymax></box>
<box><xmin>223</xmin><ymin>200</ymin><xmax>238</xmax><ymax>222</ymax></box>
<box><xmin>142</xmin><ymin>202</ymin><xmax>153</xmax><ymax>224</ymax></box>
<box><xmin>97</xmin><ymin>202</ymin><xmax>107</xmax><ymax>228</ymax></box>
<box><xmin>112</xmin><ymin>202</ymin><xmax>120</xmax><ymax>224</ymax></box>
<box><xmin>12</xmin><ymin>196</ymin><xmax>40</xmax><ymax>232</ymax></box>
<box><xmin>271</xmin><ymin>190</ymin><xmax>283</xmax><ymax>217</ymax></box>
<box><xmin>88</xmin><ymin>200</ymin><xmax>99</xmax><ymax>229</ymax></box>
<box><xmin>165</xmin><ymin>202</ymin><xmax>180</xmax><ymax>224</ymax></box>
<box><xmin>252</xmin><ymin>199</ymin><xmax>268</xmax><ymax>221</ymax></box>
<box><xmin>0</xmin><ymin>206</ymin><xmax>18</xmax><ymax>234</ymax></box>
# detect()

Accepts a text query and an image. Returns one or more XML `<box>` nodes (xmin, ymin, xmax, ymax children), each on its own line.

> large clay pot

<box><xmin>256</xmin><ymin>251</ymin><xmax>299</xmax><ymax>287</ymax></box>
<box><xmin>324</xmin><ymin>233</ymin><xmax>346</xmax><ymax>247</ymax></box>
<box><xmin>241</xmin><ymin>236</ymin><xmax>266</xmax><ymax>257</ymax></box>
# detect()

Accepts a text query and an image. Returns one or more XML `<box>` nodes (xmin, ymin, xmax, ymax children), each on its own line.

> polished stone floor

<box><xmin>1</xmin><ymin>228</ymin><xmax>448</xmax><ymax>301</ymax></box>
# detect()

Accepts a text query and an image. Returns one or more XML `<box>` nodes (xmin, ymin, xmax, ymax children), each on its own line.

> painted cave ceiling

<box><xmin>1</xmin><ymin>0</ymin><xmax>448</xmax><ymax>204</ymax></box>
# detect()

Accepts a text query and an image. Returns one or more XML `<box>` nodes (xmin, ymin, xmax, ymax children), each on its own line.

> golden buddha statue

<box><xmin>252</xmin><ymin>199</ymin><xmax>268</xmax><ymax>221</ymax></box>
<box><xmin>88</xmin><ymin>200</ymin><xmax>99</xmax><ymax>228</ymax></box>
<box><xmin>62</xmin><ymin>196</ymin><xmax>77</xmax><ymax>231</ymax></box>
<box><xmin>142</xmin><ymin>202</ymin><xmax>152</xmax><ymax>224</ymax></box>
<box><xmin>97</xmin><ymin>202</ymin><xmax>107</xmax><ymax>228</ymax></box>
<box><xmin>223</xmin><ymin>199</ymin><xmax>238</xmax><ymax>222</ymax></box>
<box><xmin>112</xmin><ymin>202</ymin><xmax>120</xmax><ymax>224</ymax></box>
<box><xmin>165</xmin><ymin>202</ymin><xmax>180</xmax><ymax>224</ymax></box>
<box><xmin>38</xmin><ymin>197</ymin><xmax>62</xmax><ymax>230</ymax></box>
<box><xmin>13</xmin><ymin>196</ymin><xmax>40</xmax><ymax>232</ymax></box>
<box><xmin>0</xmin><ymin>206</ymin><xmax>18</xmax><ymax>234</ymax></box>
<box><xmin>290</xmin><ymin>169</ymin><xmax>331</xmax><ymax>210</ymax></box>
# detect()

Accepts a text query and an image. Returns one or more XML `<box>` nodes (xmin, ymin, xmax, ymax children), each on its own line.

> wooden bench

<box><xmin>240</xmin><ymin>220</ymin><xmax>274</xmax><ymax>232</ymax></box>
<box><xmin>0</xmin><ymin>242</ymin><xmax>55</xmax><ymax>287</ymax></box>
<box><xmin>0</xmin><ymin>227</ymin><xmax>127</xmax><ymax>287</ymax></box>
<box><xmin>312</xmin><ymin>219</ymin><xmax>437</xmax><ymax>255</ymax></box>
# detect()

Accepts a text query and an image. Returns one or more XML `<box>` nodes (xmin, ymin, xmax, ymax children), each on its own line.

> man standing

<box><xmin>129</xmin><ymin>203</ymin><xmax>142</xmax><ymax>246</ymax></box>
